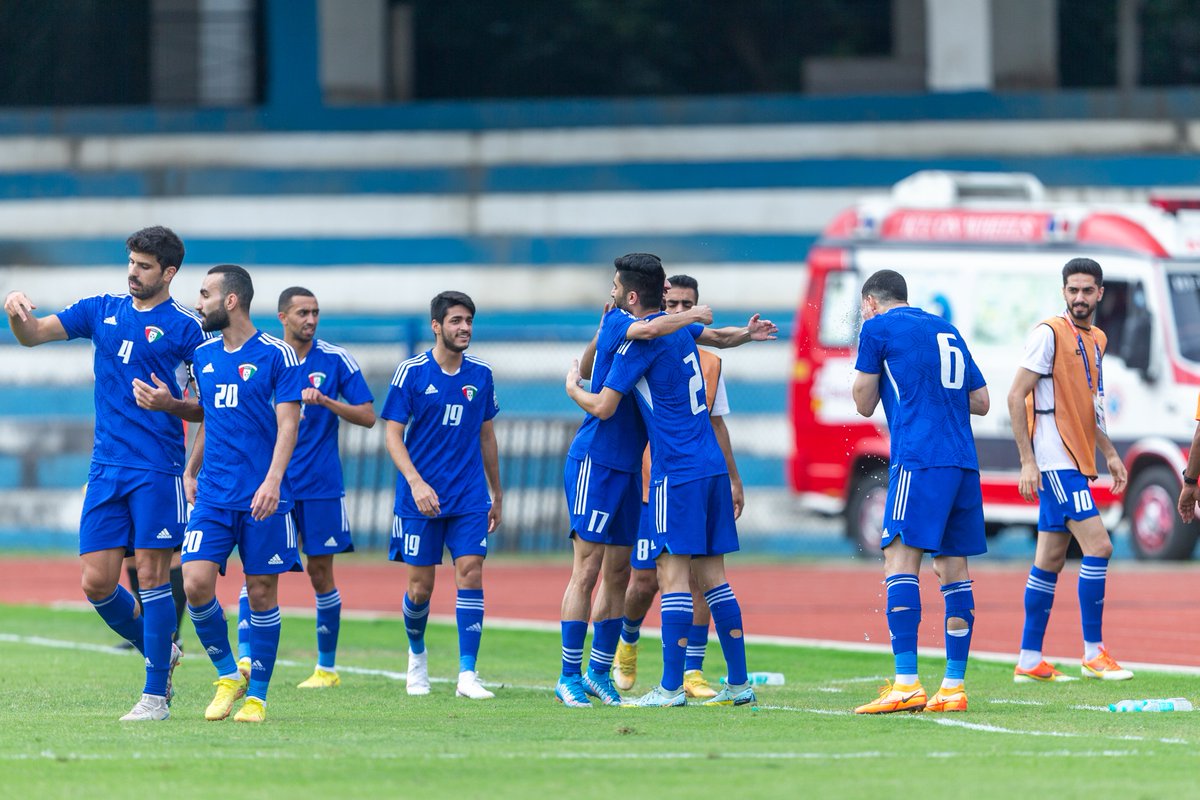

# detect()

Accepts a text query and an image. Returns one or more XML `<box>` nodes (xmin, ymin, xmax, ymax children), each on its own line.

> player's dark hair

<box><xmin>209</xmin><ymin>264</ymin><xmax>254</xmax><ymax>310</ymax></box>
<box><xmin>667</xmin><ymin>273</ymin><xmax>699</xmax><ymax>300</ymax></box>
<box><xmin>861</xmin><ymin>269</ymin><xmax>908</xmax><ymax>304</ymax></box>
<box><xmin>1062</xmin><ymin>257</ymin><xmax>1103</xmax><ymax>286</ymax></box>
<box><xmin>125</xmin><ymin>226</ymin><xmax>184</xmax><ymax>271</ymax></box>
<box><xmin>614</xmin><ymin>253</ymin><xmax>666</xmax><ymax>311</ymax></box>
<box><xmin>278</xmin><ymin>286</ymin><xmax>315</xmax><ymax>313</ymax></box>
<box><xmin>431</xmin><ymin>290</ymin><xmax>475</xmax><ymax>323</ymax></box>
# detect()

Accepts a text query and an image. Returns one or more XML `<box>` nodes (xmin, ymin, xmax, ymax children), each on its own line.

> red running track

<box><xmin>2</xmin><ymin>556</ymin><xmax>1197</xmax><ymax>668</ymax></box>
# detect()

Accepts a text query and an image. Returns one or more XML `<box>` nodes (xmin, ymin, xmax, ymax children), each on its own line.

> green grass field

<box><xmin>3</xmin><ymin>603</ymin><xmax>1199</xmax><ymax>799</ymax></box>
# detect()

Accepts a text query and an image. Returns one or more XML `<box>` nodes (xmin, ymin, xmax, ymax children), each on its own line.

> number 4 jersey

<box><xmin>382</xmin><ymin>349</ymin><xmax>499</xmax><ymax>518</ymax></box>
<box><xmin>855</xmin><ymin>305</ymin><xmax>986</xmax><ymax>471</ymax></box>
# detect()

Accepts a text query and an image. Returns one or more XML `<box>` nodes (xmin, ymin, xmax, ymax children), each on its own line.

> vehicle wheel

<box><xmin>1126</xmin><ymin>465</ymin><xmax>1199</xmax><ymax>561</ymax></box>
<box><xmin>846</xmin><ymin>467</ymin><xmax>888</xmax><ymax>555</ymax></box>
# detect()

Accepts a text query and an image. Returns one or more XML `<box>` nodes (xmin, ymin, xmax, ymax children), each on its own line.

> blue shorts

<box><xmin>881</xmin><ymin>466</ymin><xmax>986</xmax><ymax>557</ymax></box>
<box><xmin>1037</xmin><ymin>469</ymin><xmax>1101</xmax><ymax>532</ymax></box>
<box><xmin>651</xmin><ymin>474</ymin><xmax>739</xmax><ymax>557</ymax></box>
<box><xmin>79</xmin><ymin>463</ymin><xmax>187</xmax><ymax>556</ymax></box>
<box><xmin>630</xmin><ymin>502</ymin><xmax>660</xmax><ymax>570</ymax></box>
<box><xmin>389</xmin><ymin>512</ymin><xmax>489</xmax><ymax>566</ymax></box>
<box><xmin>563</xmin><ymin>456</ymin><xmax>640</xmax><ymax>546</ymax></box>
<box><xmin>293</xmin><ymin>497</ymin><xmax>354</xmax><ymax>556</ymax></box>
<box><xmin>180</xmin><ymin>503</ymin><xmax>302</xmax><ymax>575</ymax></box>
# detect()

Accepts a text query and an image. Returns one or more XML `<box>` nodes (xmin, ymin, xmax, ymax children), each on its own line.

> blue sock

<box><xmin>560</xmin><ymin>620</ymin><xmax>586</xmax><ymax>678</ymax></box>
<box><xmin>188</xmin><ymin>598</ymin><xmax>237</xmax><ymax>677</ymax></box>
<box><xmin>1021</xmin><ymin>565</ymin><xmax>1058</xmax><ymax>651</ymax></box>
<box><xmin>139</xmin><ymin>583</ymin><xmax>175</xmax><ymax>697</ymax></box>
<box><xmin>885</xmin><ymin>574</ymin><xmax>921</xmax><ymax>679</ymax></box>
<box><xmin>1078</xmin><ymin>556</ymin><xmax>1108</xmax><ymax>645</ymax></box>
<box><xmin>705</xmin><ymin>584</ymin><xmax>748</xmax><ymax>686</ymax></box>
<box><xmin>90</xmin><ymin>586</ymin><xmax>144</xmax><ymax>654</ymax></box>
<box><xmin>620</xmin><ymin>615</ymin><xmax>644</xmax><ymax>645</ymax></box>
<box><xmin>247</xmin><ymin>607</ymin><xmax>282</xmax><ymax>701</ymax></box>
<box><xmin>403</xmin><ymin>593</ymin><xmax>430</xmax><ymax>655</ymax></box>
<box><xmin>315</xmin><ymin>588</ymin><xmax>341</xmax><ymax>670</ymax></box>
<box><xmin>659</xmin><ymin>592</ymin><xmax>693</xmax><ymax>692</ymax></box>
<box><xmin>456</xmin><ymin>588</ymin><xmax>484</xmax><ymax>673</ymax></box>
<box><xmin>941</xmin><ymin>580</ymin><xmax>975</xmax><ymax>682</ymax></box>
<box><xmin>236</xmin><ymin>584</ymin><xmax>251</xmax><ymax>661</ymax></box>
<box><xmin>587</xmin><ymin>618</ymin><xmax>622</xmax><ymax>675</ymax></box>
<box><xmin>684</xmin><ymin>623</ymin><xmax>709</xmax><ymax>672</ymax></box>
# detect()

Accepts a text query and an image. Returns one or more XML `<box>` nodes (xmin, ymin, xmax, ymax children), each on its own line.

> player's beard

<box><xmin>129</xmin><ymin>273</ymin><xmax>165</xmax><ymax>300</ymax></box>
<box><xmin>201</xmin><ymin>305</ymin><xmax>230</xmax><ymax>332</ymax></box>
<box><xmin>440</xmin><ymin>327</ymin><xmax>470</xmax><ymax>353</ymax></box>
<box><xmin>1068</xmin><ymin>301</ymin><xmax>1095</xmax><ymax>323</ymax></box>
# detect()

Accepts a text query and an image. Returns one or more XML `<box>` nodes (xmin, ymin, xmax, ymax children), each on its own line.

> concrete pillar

<box><xmin>991</xmin><ymin>0</ymin><xmax>1058</xmax><ymax>89</ymax></box>
<box><xmin>318</xmin><ymin>0</ymin><xmax>388</xmax><ymax>104</ymax></box>
<box><xmin>925</xmin><ymin>0</ymin><xmax>992</xmax><ymax>91</ymax></box>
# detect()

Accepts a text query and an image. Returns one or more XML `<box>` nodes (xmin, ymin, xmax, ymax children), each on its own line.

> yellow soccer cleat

<box><xmin>924</xmin><ymin>685</ymin><xmax>968</xmax><ymax>712</ymax></box>
<box><xmin>1081</xmin><ymin>648</ymin><xmax>1134</xmax><ymax>681</ymax></box>
<box><xmin>205</xmin><ymin>674</ymin><xmax>248</xmax><ymax>721</ymax></box>
<box><xmin>853</xmin><ymin>681</ymin><xmax>927</xmax><ymax>714</ymax></box>
<box><xmin>682</xmin><ymin>669</ymin><xmax>718</xmax><ymax>699</ymax></box>
<box><xmin>233</xmin><ymin>696</ymin><xmax>266</xmax><ymax>723</ymax></box>
<box><xmin>297</xmin><ymin>668</ymin><xmax>341</xmax><ymax>689</ymax></box>
<box><xmin>612</xmin><ymin>640</ymin><xmax>638</xmax><ymax>691</ymax></box>
<box><xmin>1013</xmin><ymin>660</ymin><xmax>1075</xmax><ymax>683</ymax></box>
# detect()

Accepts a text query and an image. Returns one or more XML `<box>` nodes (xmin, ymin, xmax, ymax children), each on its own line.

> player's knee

<box><xmin>1085</xmin><ymin>539</ymin><xmax>1114</xmax><ymax>560</ymax></box>
<box><xmin>80</xmin><ymin>573</ymin><xmax>117</xmax><ymax>601</ymax></box>
<box><xmin>406</xmin><ymin>583</ymin><xmax>432</xmax><ymax>605</ymax></box>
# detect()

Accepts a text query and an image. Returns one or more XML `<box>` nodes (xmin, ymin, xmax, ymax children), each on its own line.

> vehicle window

<box><xmin>818</xmin><ymin>270</ymin><xmax>860</xmax><ymax>347</ymax></box>
<box><xmin>1094</xmin><ymin>279</ymin><xmax>1130</xmax><ymax>358</ymax></box>
<box><xmin>1169</xmin><ymin>273</ymin><xmax>1200</xmax><ymax>363</ymax></box>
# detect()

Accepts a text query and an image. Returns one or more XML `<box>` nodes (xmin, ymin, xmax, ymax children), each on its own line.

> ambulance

<box><xmin>788</xmin><ymin>171</ymin><xmax>1200</xmax><ymax>560</ymax></box>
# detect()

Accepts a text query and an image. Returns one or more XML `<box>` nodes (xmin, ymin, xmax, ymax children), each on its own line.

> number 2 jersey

<box><xmin>57</xmin><ymin>293</ymin><xmax>210</xmax><ymax>475</ymax></box>
<box><xmin>191</xmin><ymin>331</ymin><xmax>305</xmax><ymax>511</ymax></box>
<box><xmin>854</xmin><ymin>306</ymin><xmax>985</xmax><ymax>471</ymax></box>
<box><xmin>381</xmin><ymin>349</ymin><xmax>499</xmax><ymax>518</ymax></box>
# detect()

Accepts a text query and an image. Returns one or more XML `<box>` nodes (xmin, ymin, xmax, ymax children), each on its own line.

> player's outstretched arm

<box><xmin>1007</xmin><ymin>367</ymin><xmax>1043</xmax><ymax>503</ymax></box>
<box><xmin>695</xmin><ymin>314</ymin><xmax>779</xmax><ymax>349</ymax></box>
<box><xmin>132</xmin><ymin>372</ymin><xmax>204</xmax><ymax>422</ymax></box>
<box><xmin>710</xmin><ymin>415</ymin><xmax>744</xmax><ymax>519</ymax></box>
<box><xmin>1096</xmin><ymin>428</ymin><xmax>1127</xmax><ymax>495</ymax></box>
<box><xmin>385</xmin><ymin>420</ymin><xmax>440</xmax><ymax>517</ymax></box>
<box><xmin>4</xmin><ymin>291</ymin><xmax>67</xmax><ymax>347</ymax></box>
<box><xmin>183</xmin><ymin>424</ymin><xmax>206</xmax><ymax>505</ymax></box>
<box><xmin>480</xmin><ymin>419</ymin><xmax>503</xmax><ymax>533</ymax></box>
<box><xmin>302</xmin><ymin>387</ymin><xmax>376</xmax><ymax>428</ymax></box>
<box><xmin>250</xmin><ymin>401</ymin><xmax>299</xmax><ymax>521</ymax></box>
<box><xmin>566</xmin><ymin>359</ymin><xmax>623</xmax><ymax>419</ymax></box>
<box><xmin>625</xmin><ymin>305</ymin><xmax>713</xmax><ymax>340</ymax></box>
<box><xmin>969</xmin><ymin>385</ymin><xmax>990</xmax><ymax>417</ymax></box>
<box><xmin>852</xmin><ymin>370</ymin><xmax>881</xmax><ymax>418</ymax></box>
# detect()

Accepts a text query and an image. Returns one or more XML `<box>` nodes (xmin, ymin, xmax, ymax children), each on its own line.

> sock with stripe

<box><xmin>403</xmin><ymin>593</ymin><xmax>430</xmax><ymax>655</ymax></box>
<box><xmin>587</xmin><ymin>618</ymin><xmax>621</xmax><ymax>676</ymax></box>
<box><xmin>90</xmin><ymin>585</ymin><xmax>144</xmax><ymax>654</ymax></box>
<box><xmin>885</xmin><ymin>573</ymin><xmax>921</xmax><ymax>684</ymax></box>
<box><xmin>139</xmin><ymin>583</ymin><xmax>176</xmax><ymax>697</ymax></box>
<box><xmin>705</xmin><ymin>584</ymin><xmax>748</xmax><ymax>686</ymax></box>
<box><xmin>236</xmin><ymin>584</ymin><xmax>251</xmax><ymax>661</ymax></box>
<box><xmin>619</xmin><ymin>615</ymin><xmax>644</xmax><ymax>645</ymax></box>
<box><xmin>188</xmin><ymin>597</ymin><xmax>237</xmax><ymax>677</ymax></box>
<box><xmin>659</xmin><ymin>592</ymin><xmax>693</xmax><ymax>692</ymax></box>
<box><xmin>684</xmin><ymin>623</ymin><xmax>709</xmax><ymax>672</ymax></box>
<box><xmin>247</xmin><ymin>606</ymin><xmax>282</xmax><ymax>701</ymax></box>
<box><xmin>560</xmin><ymin>620</ymin><xmax>586</xmax><ymax>678</ymax></box>
<box><xmin>1018</xmin><ymin>565</ymin><xmax>1057</xmax><ymax>670</ymax></box>
<box><xmin>1078</xmin><ymin>556</ymin><xmax>1108</xmax><ymax>660</ymax></box>
<box><xmin>941</xmin><ymin>579</ymin><xmax>974</xmax><ymax>688</ymax></box>
<box><xmin>456</xmin><ymin>588</ymin><xmax>485</xmax><ymax>673</ymax></box>
<box><xmin>314</xmin><ymin>588</ymin><xmax>342</xmax><ymax>670</ymax></box>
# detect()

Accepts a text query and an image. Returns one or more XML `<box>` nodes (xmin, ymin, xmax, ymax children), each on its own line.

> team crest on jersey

<box><xmin>461</xmin><ymin>384</ymin><xmax>478</xmax><ymax>401</ymax></box>
<box><xmin>308</xmin><ymin>371</ymin><xmax>326</xmax><ymax>389</ymax></box>
<box><xmin>238</xmin><ymin>363</ymin><xmax>257</xmax><ymax>381</ymax></box>
<box><xmin>144</xmin><ymin>325</ymin><xmax>164</xmax><ymax>343</ymax></box>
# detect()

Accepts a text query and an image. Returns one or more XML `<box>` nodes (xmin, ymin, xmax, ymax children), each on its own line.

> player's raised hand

<box><xmin>132</xmin><ymin>373</ymin><xmax>174</xmax><ymax>410</ymax></box>
<box><xmin>598</xmin><ymin>302</ymin><xmax>613</xmax><ymax>326</ymax></box>
<box><xmin>747</xmin><ymin>313</ymin><xmax>779</xmax><ymax>341</ymax></box>
<box><xmin>4</xmin><ymin>291</ymin><xmax>35</xmax><ymax>322</ymax></box>
<box><xmin>250</xmin><ymin>475</ymin><xmax>281</xmax><ymax>521</ymax></box>
<box><xmin>301</xmin><ymin>387</ymin><xmax>326</xmax><ymax>406</ymax></box>
<box><xmin>410</xmin><ymin>478</ymin><xmax>440</xmax><ymax>517</ymax></box>
<box><xmin>690</xmin><ymin>304</ymin><xmax>714</xmax><ymax>325</ymax></box>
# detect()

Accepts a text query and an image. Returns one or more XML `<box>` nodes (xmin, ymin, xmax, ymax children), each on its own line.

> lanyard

<box><xmin>1061</xmin><ymin>312</ymin><xmax>1103</xmax><ymax>395</ymax></box>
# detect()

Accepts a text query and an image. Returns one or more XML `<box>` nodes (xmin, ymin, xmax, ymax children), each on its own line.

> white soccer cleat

<box><xmin>456</xmin><ymin>670</ymin><xmax>495</xmax><ymax>700</ymax></box>
<box><xmin>406</xmin><ymin>649</ymin><xmax>431</xmax><ymax>696</ymax></box>
<box><xmin>120</xmin><ymin>693</ymin><xmax>170</xmax><ymax>721</ymax></box>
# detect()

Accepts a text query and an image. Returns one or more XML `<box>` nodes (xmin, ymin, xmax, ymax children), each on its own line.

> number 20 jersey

<box><xmin>381</xmin><ymin>349</ymin><xmax>499</xmax><ymax>518</ymax></box>
<box><xmin>854</xmin><ymin>306</ymin><xmax>985</xmax><ymax>471</ymax></box>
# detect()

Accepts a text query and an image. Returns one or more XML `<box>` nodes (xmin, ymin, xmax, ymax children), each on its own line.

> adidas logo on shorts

<box><xmin>478</xmin><ymin>538</ymin><xmax>487</xmax><ymax>547</ymax></box>
<box><xmin>466</xmin><ymin>622</ymin><xmax>482</xmax><ymax>633</ymax></box>
<box><xmin>206</xmin><ymin>645</ymin><xmax>222</xmax><ymax>655</ymax></box>
<box><xmin>156</xmin><ymin>528</ymin><xmax>173</xmax><ymax>539</ymax></box>
<box><xmin>324</xmin><ymin>536</ymin><xmax>338</xmax><ymax>547</ymax></box>
<box><xmin>268</xmin><ymin>554</ymin><xmax>284</xmax><ymax>565</ymax></box>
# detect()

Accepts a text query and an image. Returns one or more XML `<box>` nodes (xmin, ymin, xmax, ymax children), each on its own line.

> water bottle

<box><xmin>1109</xmin><ymin>697</ymin><xmax>1193</xmax><ymax>712</ymax></box>
<box><xmin>722</xmin><ymin>672</ymin><xmax>785</xmax><ymax>686</ymax></box>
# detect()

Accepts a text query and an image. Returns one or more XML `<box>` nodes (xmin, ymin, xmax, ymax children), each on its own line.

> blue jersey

<box><xmin>605</xmin><ymin>319</ymin><xmax>726</xmax><ymax>485</ymax></box>
<box><xmin>289</xmin><ymin>339</ymin><xmax>375</xmax><ymax>500</ymax></box>
<box><xmin>192</xmin><ymin>331</ymin><xmax>305</xmax><ymax>510</ymax></box>
<box><xmin>855</xmin><ymin>306</ymin><xmax>985</xmax><ymax>471</ymax></box>
<box><xmin>566</xmin><ymin>308</ymin><xmax>647</xmax><ymax>473</ymax></box>
<box><xmin>381</xmin><ymin>350</ymin><xmax>499</xmax><ymax>517</ymax></box>
<box><xmin>57</xmin><ymin>293</ymin><xmax>210</xmax><ymax>475</ymax></box>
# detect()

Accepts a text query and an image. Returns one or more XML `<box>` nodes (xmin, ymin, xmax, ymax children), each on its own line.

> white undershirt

<box><xmin>1019</xmin><ymin>324</ymin><xmax>1075</xmax><ymax>472</ymax></box>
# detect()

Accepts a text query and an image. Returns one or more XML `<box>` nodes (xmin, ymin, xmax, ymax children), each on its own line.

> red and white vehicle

<box><xmin>789</xmin><ymin>171</ymin><xmax>1200</xmax><ymax>560</ymax></box>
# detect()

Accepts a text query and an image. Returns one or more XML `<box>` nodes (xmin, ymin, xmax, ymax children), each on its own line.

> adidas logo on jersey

<box><xmin>156</xmin><ymin>528</ymin><xmax>173</xmax><ymax>539</ymax></box>
<box><xmin>206</xmin><ymin>645</ymin><xmax>222</xmax><ymax>655</ymax></box>
<box><xmin>316</xmin><ymin>625</ymin><xmax>331</xmax><ymax>635</ymax></box>
<box><xmin>202</xmin><ymin>363</ymin><xmax>215</xmax><ymax>373</ymax></box>
<box><xmin>424</xmin><ymin>384</ymin><xmax>438</xmax><ymax>395</ymax></box>
<box><xmin>267</xmin><ymin>554</ymin><xmax>284</xmax><ymax>565</ymax></box>
<box><xmin>465</xmin><ymin>622</ymin><xmax>483</xmax><ymax>633</ymax></box>
<box><xmin>324</xmin><ymin>536</ymin><xmax>338</xmax><ymax>547</ymax></box>
<box><xmin>103</xmin><ymin>316</ymin><xmax>117</xmax><ymax>325</ymax></box>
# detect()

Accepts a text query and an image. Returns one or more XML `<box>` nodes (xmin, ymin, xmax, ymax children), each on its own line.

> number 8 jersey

<box><xmin>855</xmin><ymin>306</ymin><xmax>986</xmax><ymax>471</ymax></box>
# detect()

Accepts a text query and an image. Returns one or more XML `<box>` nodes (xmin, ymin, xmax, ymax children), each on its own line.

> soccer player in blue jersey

<box><xmin>383</xmin><ymin>291</ymin><xmax>503</xmax><ymax>700</ymax></box>
<box><xmin>5</xmin><ymin>226</ymin><xmax>206</xmax><ymax>721</ymax></box>
<box><xmin>181</xmin><ymin>264</ymin><xmax>305</xmax><ymax>724</ymax></box>
<box><xmin>850</xmin><ymin>269</ymin><xmax>990</xmax><ymax>714</ymax></box>
<box><xmin>234</xmin><ymin>287</ymin><xmax>376</xmax><ymax>689</ymax></box>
